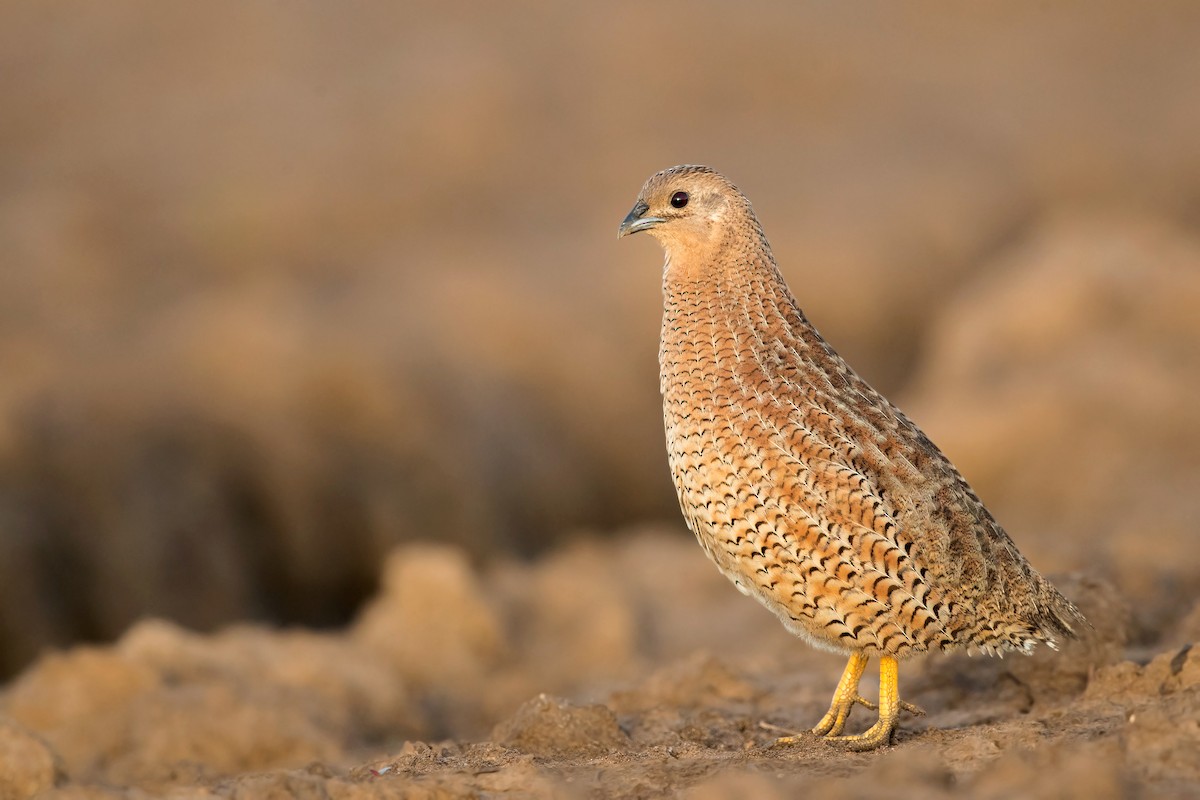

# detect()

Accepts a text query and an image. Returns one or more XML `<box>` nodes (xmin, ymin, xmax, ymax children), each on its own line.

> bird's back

<box><xmin>658</xmin><ymin>202</ymin><xmax>1085</xmax><ymax>659</ymax></box>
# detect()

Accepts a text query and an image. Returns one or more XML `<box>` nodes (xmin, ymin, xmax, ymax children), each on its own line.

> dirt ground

<box><xmin>1</xmin><ymin>530</ymin><xmax>1198</xmax><ymax>799</ymax></box>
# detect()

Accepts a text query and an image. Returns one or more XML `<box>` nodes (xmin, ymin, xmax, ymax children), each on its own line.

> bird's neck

<box><xmin>658</xmin><ymin>231</ymin><xmax>849</xmax><ymax>402</ymax></box>
<box><xmin>660</xmin><ymin>232</ymin><xmax>806</xmax><ymax>346</ymax></box>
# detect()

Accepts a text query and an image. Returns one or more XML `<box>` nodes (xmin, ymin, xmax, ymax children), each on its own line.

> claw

<box><xmin>761</xmin><ymin>721</ymin><xmax>808</xmax><ymax>749</ymax></box>
<box><xmin>770</xmin><ymin>733</ymin><xmax>808</xmax><ymax>748</ymax></box>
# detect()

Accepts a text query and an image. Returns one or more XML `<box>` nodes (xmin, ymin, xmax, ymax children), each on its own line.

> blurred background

<box><xmin>1</xmin><ymin>1</ymin><xmax>1198</xmax><ymax>679</ymax></box>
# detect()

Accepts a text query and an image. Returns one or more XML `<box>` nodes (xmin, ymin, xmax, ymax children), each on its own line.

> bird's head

<box><xmin>617</xmin><ymin>165</ymin><xmax>751</xmax><ymax>262</ymax></box>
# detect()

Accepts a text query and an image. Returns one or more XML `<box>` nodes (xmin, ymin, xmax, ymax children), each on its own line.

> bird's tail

<box><xmin>1036</xmin><ymin>579</ymin><xmax>1091</xmax><ymax>649</ymax></box>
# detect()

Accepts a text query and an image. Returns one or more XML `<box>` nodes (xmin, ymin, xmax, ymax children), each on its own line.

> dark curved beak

<box><xmin>617</xmin><ymin>200</ymin><xmax>665</xmax><ymax>239</ymax></box>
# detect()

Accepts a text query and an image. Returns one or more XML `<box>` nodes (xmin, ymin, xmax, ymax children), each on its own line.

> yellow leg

<box><xmin>773</xmin><ymin>651</ymin><xmax>870</xmax><ymax>746</ymax></box>
<box><xmin>811</xmin><ymin>651</ymin><xmax>871</xmax><ymax>737</ymax></box>
<box><xmin>772</xmin><ymin>652</ymin><xmax>924</xmax><ymax>750</ymax></box>
<box><xmin>826</xmin><ymin>655</ymin><xmax>923</xmax><ymax>751</ymax></box>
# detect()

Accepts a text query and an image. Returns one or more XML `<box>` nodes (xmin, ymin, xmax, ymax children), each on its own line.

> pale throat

<box><xmin>657</xmin><ymin>213</ymin><xmax>745</xmax><ymax>284</ymax></box>
<box><xmin>660</xmin><ymin>235</ymin><xmax>773</xmax><ymax>297</ymax></box>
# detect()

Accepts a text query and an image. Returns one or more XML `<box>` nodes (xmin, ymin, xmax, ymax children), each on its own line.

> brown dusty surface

<box><xmin>1</xmin><ymin>531</ymin><xmax>1198</xmax><ymax>799</ymax></box>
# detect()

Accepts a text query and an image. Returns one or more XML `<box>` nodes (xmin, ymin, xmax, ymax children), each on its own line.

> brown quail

<box><xmin>618</xmin><ymin>164</ymin><xmax>1087</xmax><ymax>750</ymax></box>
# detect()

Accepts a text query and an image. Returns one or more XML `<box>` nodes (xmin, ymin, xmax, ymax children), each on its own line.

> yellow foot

<box><xmin>771</xmin><ymin>654</ymin><xmax>924</xmax><ymax>751</ymax></box>
<box><xmin>825</xmin><ymin>655</ymin><xmax>916</xmax><ymax>751</ymax></box>
<box><xmin>825</xmin><ymin>718</ymin><xmax>898</xmax><ymax>751</ymax></box>
<box><xmin>768</xmin><ymin>696</ymin><xmax>923</xmax><ymax>749</ymax></box>
<box><xmin>823</xmin><ymin>700</ymin><xmax>924</xmax><ymax>751</ymax></box>
<box><xmin>811</xmin><ymin>693</ymin><xmax>876</xmax><ymax>736</ymax></box>
<box><xmin>813</xmin><ymin>654</ymin><xmax>923</xmax><ymax>751</ymax></box>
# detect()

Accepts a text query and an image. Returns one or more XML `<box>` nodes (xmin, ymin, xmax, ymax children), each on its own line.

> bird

<box><xmin>617</xmin><ymin>164</ymin><xmax>1087</xmax><ymax>751</ymax></box>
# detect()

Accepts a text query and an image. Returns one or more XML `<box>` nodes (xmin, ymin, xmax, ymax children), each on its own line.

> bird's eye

<box><xmin>670</xmin><ymin>191</ymin><xmax>689</xmax><ymax>209</ymax></box>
